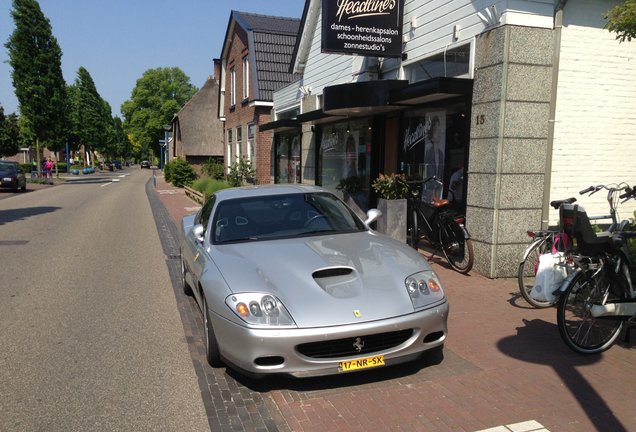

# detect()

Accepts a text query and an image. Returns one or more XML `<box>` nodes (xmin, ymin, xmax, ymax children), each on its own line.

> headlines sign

<box><xmin>321</xmin><ymin>0</ymin><xmax>404</xmax><ymax>58</ymax></box>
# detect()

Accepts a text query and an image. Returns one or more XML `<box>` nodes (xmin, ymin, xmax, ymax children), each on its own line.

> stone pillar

<box><xmin>300</xmin><ymin>94</ymin><xmax>318</xmax><ymax>185</ymax></box>
<box><xmin>466</xmin><ymin>25</ymin><xmax>554</xmax><ymax>278</ymax></box>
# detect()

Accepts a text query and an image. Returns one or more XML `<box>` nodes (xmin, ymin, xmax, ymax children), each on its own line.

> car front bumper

<box><xmin>210</xmin><ymin>301</ymin><xmax>449</xmax><ymax>377</ymax></box>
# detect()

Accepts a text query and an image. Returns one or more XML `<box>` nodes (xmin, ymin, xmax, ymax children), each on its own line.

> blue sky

<box><xmin>0</xmin><ymin>0</ymin><xmax>304</xmax><ymax>118</ymax></box>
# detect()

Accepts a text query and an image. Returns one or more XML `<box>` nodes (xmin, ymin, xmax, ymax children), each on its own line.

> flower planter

<box><xmin>376</xmin><ymin>198</ymin><xmax>407</xmax><ymax>243</ymax></box>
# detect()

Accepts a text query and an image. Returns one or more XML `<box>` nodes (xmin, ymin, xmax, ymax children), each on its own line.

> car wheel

<box><xmin>180</xmin><ymin>250</ymin><xmax>193</xmax><ymax>296</ymax></box>
<box><xmin>202</xmin><ymin>295</ymin><xmax>222</xmax><ymax>367</ymax></box>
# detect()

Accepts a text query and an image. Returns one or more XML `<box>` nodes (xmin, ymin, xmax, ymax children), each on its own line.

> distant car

<box><xmin>140</xmin><ymin>160</ymin><xmax>151</xmax><ymax>169</ymax></box>
<box><xmin>179</xmin><ymin>184</ymin><xmax>448</xmax><ymax>378</ymax></box>
<box><xmin>112</xmin><ymin>160</ymin><xmax>122</xmax><ymax>169</ymax></box>
<box><xmin>0</xmin><ymin>160</ymin><xmax>27</xmax><ymax>192</ymax></box>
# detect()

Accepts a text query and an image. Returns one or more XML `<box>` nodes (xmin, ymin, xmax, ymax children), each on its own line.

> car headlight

<box><xmin>226</xmin><ymin>293</ymin><xmax>296</xmax><ymax>328</ymax></box>
<box><xmin>405</xmin><ymin>271</ymin><xmax>445</xmax><ymax>309</ymax></box>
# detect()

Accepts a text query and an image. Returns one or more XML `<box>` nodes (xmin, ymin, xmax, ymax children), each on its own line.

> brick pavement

<box><xmin>150</xmin><ymin>173</ymin><xmax>635</xmax><ymax>432</ymax></box>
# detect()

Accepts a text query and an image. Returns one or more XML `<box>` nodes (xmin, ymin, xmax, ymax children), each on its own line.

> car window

<box><xmin>195</xmin><ymin>195</ymin><xmax>216</xmax><ymax>234</ymax></box>
<box><xmin>212</xmin><ymin>192</ymin><xmax>365</xmax><ymax>244</ymax></box>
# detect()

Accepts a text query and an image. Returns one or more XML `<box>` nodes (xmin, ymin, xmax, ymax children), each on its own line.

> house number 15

<box><xmin>475</xmin><ymin>114</ymin><xmax>485</xmax><ymax>125</ymax></box>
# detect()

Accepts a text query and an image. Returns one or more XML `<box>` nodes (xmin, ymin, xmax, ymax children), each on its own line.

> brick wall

<box><xmin>550</xmin><ymin>19</ymin><xmax>636</xmax><ymax>225</ymax></box>
<box><xmin>223</xmin><ymin>27</ymin><xmax>274</xmax><ymax>184</ymax></box>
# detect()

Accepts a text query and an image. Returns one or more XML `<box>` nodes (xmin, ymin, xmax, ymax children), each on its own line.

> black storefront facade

<box><xmin>261</xmin><ymin>77</ymin><xmax>473</xmax><ymax>215</ymax></box>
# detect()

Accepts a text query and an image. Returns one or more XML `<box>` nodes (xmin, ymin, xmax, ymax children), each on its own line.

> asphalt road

<box><xmin>0</xmin><ymin>169</ymin><xmax>209</xmax><ymax>431</ymax></box>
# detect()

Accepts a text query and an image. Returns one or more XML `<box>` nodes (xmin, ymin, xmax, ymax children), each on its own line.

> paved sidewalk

<box><xmin>150</xmin><ymin>173</ymin><xmax>635</xmax><ymax>432</ymax></box>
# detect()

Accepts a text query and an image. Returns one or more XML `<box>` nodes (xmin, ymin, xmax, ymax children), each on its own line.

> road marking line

<box><xmin>100</xmin><ymin>182</ymin><xmax>112</xmax><ymax>188</ymax></box>
<box><xmin>475</xmin><ymin>420</ymin><xmax>549</xmax><ymax>432</ymax></box>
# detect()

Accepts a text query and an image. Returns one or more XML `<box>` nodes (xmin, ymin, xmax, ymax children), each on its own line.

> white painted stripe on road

<box><xmin>475</xmin><ymin>420</ymin><xmax>549</xmax><ymax>432</ymax></box>
<box><xmin>112</xmin><ymin>179</ymin><xmax>120</xmax><ymax>182</ymax></box>
<box><xmin>118</xmin><ymin>174</ymin><xmax>128</xmax><ymax>178</ymax></box>
<box><xmin>100</xmin><ymin>182</ymin><xmax>112</xmax><ymax>188</ymax></box>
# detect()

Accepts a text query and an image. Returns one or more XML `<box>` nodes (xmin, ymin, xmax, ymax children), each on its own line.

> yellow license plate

<box><xmin>338</xmin><ymin>355</ymin><xmax>384</xmax><ymax>372</ymax></box>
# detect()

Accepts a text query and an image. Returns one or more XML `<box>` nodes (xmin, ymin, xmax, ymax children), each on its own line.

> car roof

<box><xmin>214</xmin><ymin>184</ymin><xmax>329</xmax><ymax>201</ymax></box>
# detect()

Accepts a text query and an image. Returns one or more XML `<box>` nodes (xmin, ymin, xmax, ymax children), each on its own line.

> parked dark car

<box><xmin>140</xmin><ymin>160</ymin><xmax>151</xmax><ymax>169</ymax></box>
<box><xmin>112</xmin><ymin>160</ymin><xmax>122</xmax><ymax>169</ymax></box>
<box><xmin>0</xmin><ymin>160</ymin><xmax>27</xmax><ymax>192</ymax></box>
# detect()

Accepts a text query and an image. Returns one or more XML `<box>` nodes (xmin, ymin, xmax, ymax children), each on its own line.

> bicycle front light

<box><xmin>405</xmin><ymin>271</ymin><xmax>445</xmax><ymax>309</ymax></box>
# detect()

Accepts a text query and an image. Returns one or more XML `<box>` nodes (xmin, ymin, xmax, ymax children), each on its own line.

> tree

<box><xmin>122</xmin><ymin>67</ymin><xmax>197</xmax><ymax>160</ymax></box>
<box><xmin>0</xmin><ymin>107</ymin><xmax>21</xmax><ymax>157</ymax></box>
<box><xmin>68</xmin><ymin>66</ymin><xmax>110</xmax><ymax>163</ymax></box>
<box><xmin>605</xmin><ymin>0</ymin><xmax>636</xmax><ymax>42</ymax></box>
<box><xmin>5</xmin><ymin>0</ymin><xmax>68</xmax><ymax>168</ymax></box>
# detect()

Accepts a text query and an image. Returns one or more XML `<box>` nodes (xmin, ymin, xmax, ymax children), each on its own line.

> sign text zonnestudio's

<box><xmin>322</xmin><ymin>0</ymin><xmax>404</xmax><ymax>58</ymax></box>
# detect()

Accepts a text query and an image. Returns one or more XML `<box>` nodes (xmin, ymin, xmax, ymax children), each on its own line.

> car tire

<box><xmin>180</xmin><ymin>251</ymin><xmax>193</xmax><ymax>296</ymax></box>
<box><xmin>202</xmin><ymin>295</ymin><xmax>222</xmax><ymax>367</ymax></box>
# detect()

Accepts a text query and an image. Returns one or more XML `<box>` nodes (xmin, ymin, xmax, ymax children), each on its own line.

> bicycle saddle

<box><xmin>432</xmin><ymin>197</ymin><xmax>449</xmax><ymax>207</ymax></box>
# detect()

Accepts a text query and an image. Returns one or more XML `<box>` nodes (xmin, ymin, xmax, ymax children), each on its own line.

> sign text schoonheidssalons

<box><xmin>322</xmin><ymin>0</ymin><xmax>404</xmax><ymax>57</ymax></box>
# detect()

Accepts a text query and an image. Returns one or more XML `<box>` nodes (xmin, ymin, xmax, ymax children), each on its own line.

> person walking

<box><xmin>44</xmin><ymin>157</ymin><xmax>54</xmax><ymax>180</ymax></box>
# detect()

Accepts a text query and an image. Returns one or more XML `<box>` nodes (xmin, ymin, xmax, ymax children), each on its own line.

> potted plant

<box><xmin>371</xmin><ymin>173</ymin><xmax>409</xmax><ymax>242</ymax></box>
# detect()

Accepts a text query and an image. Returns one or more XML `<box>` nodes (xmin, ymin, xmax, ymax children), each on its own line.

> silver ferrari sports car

<box><xmin>179</xmin><ymin>184</ymin><xmax>448</xmax><ymax>378</ymax></box>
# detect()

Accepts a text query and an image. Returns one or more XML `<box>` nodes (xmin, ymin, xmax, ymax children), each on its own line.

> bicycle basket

<box><xmin>559</xmin><ymin>203</ymin><xmax>614</xmax><ymax>256</ymax></box>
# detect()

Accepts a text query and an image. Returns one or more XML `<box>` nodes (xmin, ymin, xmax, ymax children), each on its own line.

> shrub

<box><xmin>164</xmin><ymin>158</ymin><xmax>197</xmax><ymax>187</ymax></box>
<box><xmin>191</xmin><ymin>177</ymin><xmax>232</xmax><ymax>199</ymax></box>
<box><xmin>372</xmin><ymin>173</ymin><xmax>409</xmax><ymax>200</ymax></box>
<box><xmin>202</xmin><ymin>157</ymin><xmax>226</xmax><ymax>180</ymax></box>
<box><xmin>227</xmin><ymin>157</ymin><xmax>255</xmax><ymax>187</ymax></box>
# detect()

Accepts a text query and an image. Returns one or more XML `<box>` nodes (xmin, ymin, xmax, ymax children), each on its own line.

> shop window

<box><xmin>274</xmin><ymin>133</ymin><xmax>301</xmax><ymax>184</ymax></box>
<box><xmin>400</xmin><ymin>107</ymin><xmax>468</xmax><ymax>206</ymax></box>
<box><xmin>406</xmin><ymin>43</ymin><xmax>472</xmax><ymax>82</ymax></box>
<box><xmin>318</xmin><ymin>118</ymin><xmax>372</xmax><ymax>208</ymax></box>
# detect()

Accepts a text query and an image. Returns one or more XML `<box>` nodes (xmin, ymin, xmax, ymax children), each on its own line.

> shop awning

<box><xmin>258</xmin><ymin>118</ymin><xmax>300</xmax><ymax>132</ymax></box>
<box><xmin>390</xmin><ymin>77</ymin><xmax>473</xmax><ymax>105</ymax></box>
<box><xmin>322</xmin><ymin>80</ymin><xmax>408</xmax><ymax>116</ymax></box>
<box><xmin>296</xmin><ymin>109</ymin><xmax>346</xmax><ymax>125</ymax></box>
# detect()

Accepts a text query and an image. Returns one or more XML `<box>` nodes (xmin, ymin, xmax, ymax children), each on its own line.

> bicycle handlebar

<box><xmin>579</xmin><ymin>186</ymin><xmax>595</xmax><ymax>195</ymax></box>
<box><xmin>619</xmin><ymin>186</ymin><xmax>634</xmax><ymax>200</ymax></box>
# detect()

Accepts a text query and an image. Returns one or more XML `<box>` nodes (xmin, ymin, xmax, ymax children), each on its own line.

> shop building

<box><xmin>262</xmin><ymin>0</ymin><xmax>636</xmax><ymax>277</ymax></box>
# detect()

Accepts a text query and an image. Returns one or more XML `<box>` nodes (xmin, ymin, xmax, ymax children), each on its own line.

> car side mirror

<box><xmin>364</xmin><ymin>208</ymin><xmax>382</xmax><ymax>226</ymax></box>
<box><xmin>193</xmin><ymin>224</ymin><xmax>205</xmax><ymax>244</ymax></box>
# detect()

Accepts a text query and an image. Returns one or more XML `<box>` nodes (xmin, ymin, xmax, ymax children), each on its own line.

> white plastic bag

<box><xmin>530</xmin><ymin>252</ymin><xmax>567</xmax><ymax>302</ymax></box>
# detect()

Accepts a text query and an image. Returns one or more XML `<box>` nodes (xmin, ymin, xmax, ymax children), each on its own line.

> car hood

<box><xmin>210</xmin><ymin>232</ymin><xmax>435</xmax><ymax>327</ymax></box>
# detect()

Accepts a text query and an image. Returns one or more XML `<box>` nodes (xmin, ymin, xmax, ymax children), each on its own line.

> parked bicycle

<box><xmin>406</xmin><ymin>176</ymin><xmax>474</xmax><ymax>274</ymax></box>
<box><xmin>518</xmin><ymin>183</ymin><xmax>631</xmax><ymax>308</ymax></box>
<box><xmin>555</xmin><ymin>185</ymin><xmax>636</xmax><ymax>354</ymax></box>
<box><xmin>517</xmin><ymin>198</ymin><xmax>576</xmax><ymax>308</ymax></box>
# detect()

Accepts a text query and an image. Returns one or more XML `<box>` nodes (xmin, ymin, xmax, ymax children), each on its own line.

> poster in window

<box><xmin>422</xmin><ymin>112</ymin><xmax>445</xmax><ymax>202</ymax></box>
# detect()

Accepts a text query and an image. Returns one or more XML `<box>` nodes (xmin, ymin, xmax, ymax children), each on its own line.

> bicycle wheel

<box><xmin>518</xmin><ymin>238</ymin><xmax>554</xmax><ymax>308</ymax></box>
<box><xmin>408</xmin><ymin>208</ymin><xmax>419</xmax><ymax>249</ymax></box>
<box><xmin>438</xmin><ymin>219</ymin><xmax>473</xmax><ymax>273</ymax></box>
<box><xmin>556</xmin><ymin>269</ymin><xmax>625</xmax><ymax>354</ymax></box>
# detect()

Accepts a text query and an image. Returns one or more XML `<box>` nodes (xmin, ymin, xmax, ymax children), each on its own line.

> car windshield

<box><xmin>0</xmin><ymin>161</ymin><xmax>16</xmax><ymax>173</ymax></box>
<box><xmin>212</xmin><ymin>192</ymin><xmax>367</xmax><ymax>243</ymax></box>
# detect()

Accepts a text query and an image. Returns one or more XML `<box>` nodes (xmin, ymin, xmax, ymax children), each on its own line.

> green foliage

<box><xmin>0</xmin><ymin>107</ymin><xmax>20</xmax><ymax>157</ymax></box>
<box><xmin>164</xmin><ymin>157</ymin><xmax>197</xmax><ymax>187</ymax></box>
<box><xmin>121</xmin><ymin>67</ymin><xmax>197</xmax><ymax>160</ymax></box>
<box><xmin>68</xmin><ymin>67</ymin><xmax>110</xmax><ymax>154</ymax></box>
<box><xmin>227</xmin><ymin>157</ymin><xmax>255</xmax><ymax>187</ymax></box>
<box><xmin>6</xmin><ymin>0</ymin><xmax>68</xmax><ymax>149</ymax></box>
<box><xmin>605</xmin><ymin>0</ymin><xmax>636</xmax><ymax>42</ymax></box>
<box><xmin>337</xmin><ymin>176</ymin><xmax>365</xmax><ymax>193</ymax></box>
<box><xmin>202</xmin><ymin>157</ymin><xmax>226</xmax><ymax>180</ymax></box>
<box><xmin>372</xmin><ymin>173</ymin><xmax>409</xmax><ymax>200</ymax></box>
<box><xmin>191</xmin><ymin>177</ymin><xmax>232</xmax><ymax>199</ymax></box>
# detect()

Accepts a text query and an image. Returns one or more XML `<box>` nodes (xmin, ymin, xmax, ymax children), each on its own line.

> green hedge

<box><xmin>191</xmin><ymin>177</ymin><xmax>231</xmax><ymax>199</ymax></box>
